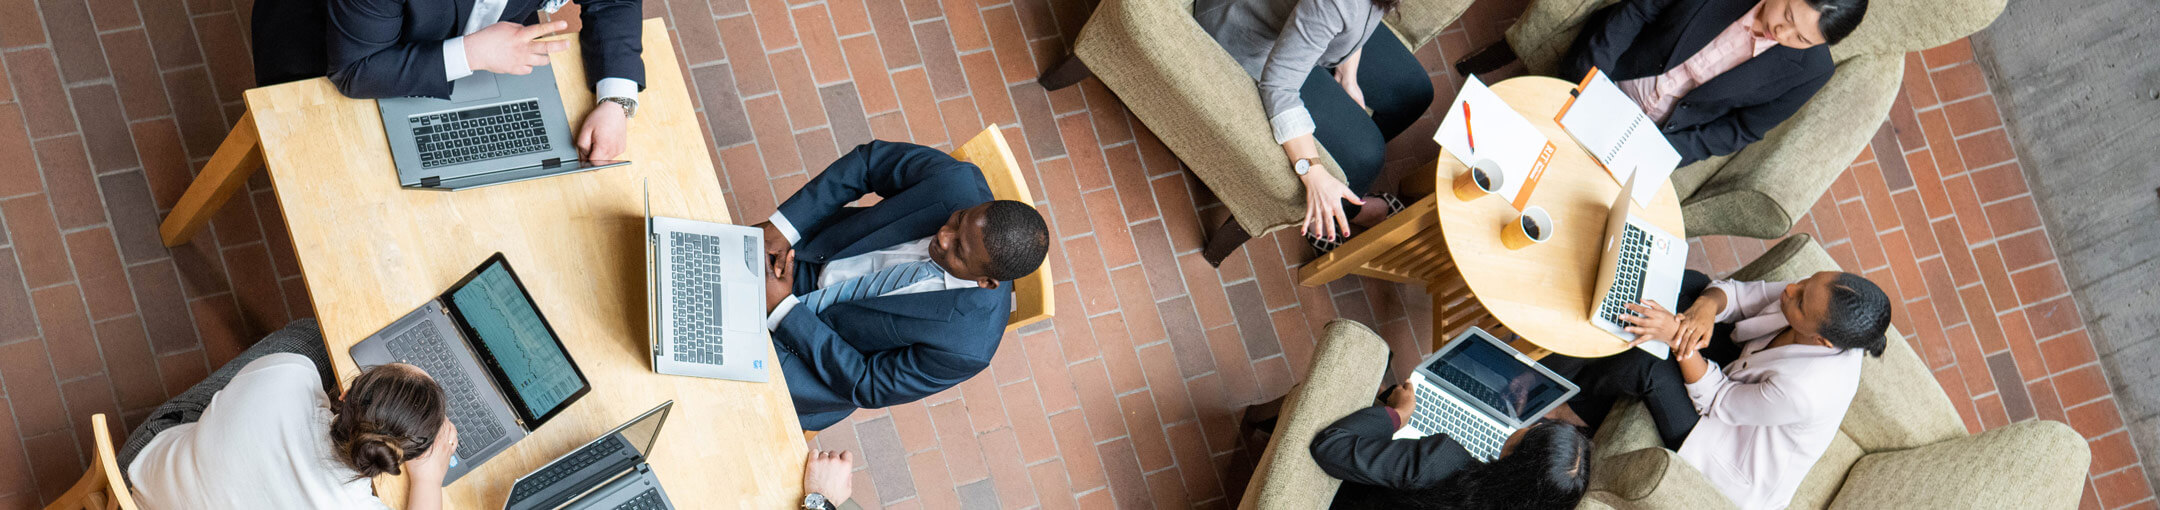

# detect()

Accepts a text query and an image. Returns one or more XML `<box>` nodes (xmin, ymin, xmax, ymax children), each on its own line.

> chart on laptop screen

<box><xmin>452</xmin><ymin>262</ymin><xmax>583</xmax><ymax>416</ymax></box>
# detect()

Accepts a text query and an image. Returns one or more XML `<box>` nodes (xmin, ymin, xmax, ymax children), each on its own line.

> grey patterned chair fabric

<box><xmin>1578</xmin><ymin>235</ymin><xmax>2089</xmax><ymax>509</ymax></box>
<box><xmin>1070</xmin><ymin>0</ymin><xmax>1473</xmax><ymax>236</ymax></box>
<box><xmin>1505</xmin><ymin>0</ymin><xmax>2006</xmax><ymax>239</ymax></box>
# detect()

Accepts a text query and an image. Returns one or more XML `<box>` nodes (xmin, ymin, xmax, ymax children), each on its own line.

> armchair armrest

<box><xmin>1072</xmin><ymin>0</ymin><xmax>1345</xmax><ymax>235</ymax></box>
<box><xmin>1680</xmin><ymin>53</ymin><xmax>1903</xmax><ymax>239</ymax></box>
<box><xmin>1504</xmin><ymin>0</ymin><xmax>1618</xmax><ymax>75</ymax></box>
<box><xmin>1237</xmin><ymin>320</ymin><xmax>1390</xmax><ymax>510</ymax></box>
<box><xmin>1829</xmin><ymin>420</ymin><xmax>2091</xmax><ymax>510</ymax></box>
<box><xmin>1384</xmin><ymin>0</ymin><xmax>1475</xmax><ymax>53</ymax></box>
<box><xmin>1588</xmin><ymin>447</ymin><xmax>1740</xmax><ymax>510</ymax></box>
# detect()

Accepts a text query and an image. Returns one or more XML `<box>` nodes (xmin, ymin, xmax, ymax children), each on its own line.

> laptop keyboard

<box><xmin>1411</xmin><ymin>384</ymin><xmax>1506</xmax><ymax>461</ymax></box>
<box><xmin>507</xmin><ymin>436</ymin><xmax>627</xmax><ymax>506</ymax></box>
<box><xmin>385</xmin><ymin>324</ymin><xmax>507</xmax><ymax>459</ymax></box>
<box><xmin>667</xmin><ymin>231</ymin><xmax>726</xmax><ymax>366</ymax></box>
<box><xmin>411</xmin><ymin>100</ymin><xmax>550</xmax><ymax>169</ymax></box>
<box><xmin>612</xmin><ymin>488</ymin><xmax>666</xmax><ymax>510</ymax></box>
<box><xmin>1597</xmin><ymin>224</ymin><xmax>1655</xmax><ymax>326</ymax></box>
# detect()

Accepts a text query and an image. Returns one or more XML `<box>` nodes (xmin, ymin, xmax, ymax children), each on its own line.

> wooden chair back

<box><xmin>949</xmin><ymin>125</ymin><xmax>1054</xmax><ymax>332</ymax></box>
<box><xmin>44</xmin><ymin>414</ymin><xmax>137</xmax><ymax>510</ymax></box>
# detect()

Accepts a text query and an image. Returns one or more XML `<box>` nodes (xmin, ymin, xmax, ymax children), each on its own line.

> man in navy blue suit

<box><xmin>759</xmin><ymin>140</ymin><xmax>1050</xmax><ymax>431</ymax></box>
<box><xmin>250</xmin><ymin>0</ymin><xmax>645</xmax><ymax>159</ymax></box>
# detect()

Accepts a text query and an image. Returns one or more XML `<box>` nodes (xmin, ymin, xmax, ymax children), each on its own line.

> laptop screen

<box><xmin>449</xmin><ymin>257</ymin><xmax>587</xmax><ymax>423</ymax></box>
<box><xmin>614</xmin><ymin>401</ymin><xmax>671</xmax><ymax>457</ymax></box>
<box><xmin>1425</xmin><ymin>335</ymin><xmax>1573</xmax><ymax>424</ymax></box>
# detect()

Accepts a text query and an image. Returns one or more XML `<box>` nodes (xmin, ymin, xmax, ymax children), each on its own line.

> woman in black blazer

<box><xmin>1563</xmin><ymin>0</ymin><xmax>1868</xmax><ymax>165</ymax></box>
<box><xmin>1308</xmin><ymin>381</ymin><xmax>1593</xmax><ymax>509</ymax></box>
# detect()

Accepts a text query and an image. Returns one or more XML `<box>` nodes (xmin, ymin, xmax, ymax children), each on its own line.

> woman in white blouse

<box><xmin>1541</xmin><ymin>269</ymin><xmax>1892</xmax><ymax>510</ymax></box>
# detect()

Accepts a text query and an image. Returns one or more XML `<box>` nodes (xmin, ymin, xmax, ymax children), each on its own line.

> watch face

<box><xmin>1294</xmin><ymin>159</ymin><xmax>1310</xmax><ymax>174</ymax></box>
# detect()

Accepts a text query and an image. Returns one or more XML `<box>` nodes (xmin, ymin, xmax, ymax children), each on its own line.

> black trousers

<box><xmin>1301</xmin><ymin>26</ymin><xmax>1434</xmax><ymax>201</ymax></box>
<box><xmin>1539</xmin><ymin>270</ymin><xmax>1742</xmax><ymax>450</ymax></box>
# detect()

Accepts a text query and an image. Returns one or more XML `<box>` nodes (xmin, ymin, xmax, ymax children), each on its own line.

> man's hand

<box><xmin>767</xmin><ymin>249</ymin><xmax>795</xmax><ymax>313</ymax></box>
<box><xmin>463</xmin><ymin>21</ymin><xmax>569</xmax><ymax>76</ymax></box>
<box><xmin>753</xmin><ymin>221</ymin><xmax>791</xmax><ymax>257</ymax></box>
<box><xmin>803</xmin><ymin>450</ymin><xmax>855</xmax><ymax>507</ymax></box>
<box><xmin>406</xmin><ymin>419</ymin><xmax>459</xmax><ymax>482</ymax></box>
<box><xmin>1385</xmin><ymin>381</ymin><xmax>1416</xmax><ymax>417</ymax></box>
<box><xmin>577</xmin><ymin>101</ymin><xmax>629</xmax><ymax>160</ymax></box>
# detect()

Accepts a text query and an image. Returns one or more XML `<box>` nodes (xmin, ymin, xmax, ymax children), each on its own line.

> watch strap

<box><xmin>600</xmin><ymin>96</ymin><xmax>638</xmax><ymax>118</ymax></box>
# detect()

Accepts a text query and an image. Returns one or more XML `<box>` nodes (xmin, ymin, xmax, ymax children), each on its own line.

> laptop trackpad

<box><xmin>450</xmin><ymin>73</ymin><xmax>502</xmax><ymax>102</ymax></box>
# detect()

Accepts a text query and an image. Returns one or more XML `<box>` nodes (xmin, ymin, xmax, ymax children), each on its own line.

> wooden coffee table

<box><xmin>1300</xmin><ymin>76</ymin><xmax>1686</xmax><ymax>359</ymax></box>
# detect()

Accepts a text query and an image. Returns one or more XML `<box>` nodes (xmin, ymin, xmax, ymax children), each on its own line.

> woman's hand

<box><xmin>1300</xmin><ymin>170</ymin><xmax>1364</xmax><ymax>241</ymax></box>
<box><xmin>1334</xmin><ymin>49</ymin><xmax>1366</xmax><ymax>108</ymax></box>
<box><xmin>1619</xmin><ymin>301</ymin><xmax>1683</xmax><ymax>348</ymax></box>
<box><xmin>406</xmin><ymin>420</ymin><xmax>459</xmax><ymax>483</ymax></box>
<box><xmin>1673</xmin><ymin>304</ymin><xmax>1717</xmax><ymax>357</ymax></box>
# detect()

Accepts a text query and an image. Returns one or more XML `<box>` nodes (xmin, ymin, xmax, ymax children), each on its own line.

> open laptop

<box><xmin>377</xmin><ymin>66</ymin><xmax>629</xmax><ymax>190</ymax></box>
<box><xmin>504</xmin><ymin>401</ymin><xmax>677</xmax><ymax>510</ymax></box>
<box><xmin>1392</xmin><ymin>327</ymin><xmax>1579</xmax><ymax>462</ymax></box>
<box><xmin>642</xmin><ymin>181</ymin><xmax>770</xmax><ymax>382</ymax></box>
<box><xmin>350</xmin><ymin>253</ymin><xmax>592</xmax><ymax>484</ymax></box>
<box><xmin>1586</xmin><ymin>171</ymin><xmax>1689</xmax><ymax>359</ymax></box>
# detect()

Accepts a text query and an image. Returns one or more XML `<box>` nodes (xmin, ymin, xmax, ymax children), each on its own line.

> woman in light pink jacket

<box><xmin>1541</xmin><ymin>269</ymin><xmax>1892</xmax><ymax>509</ymax></box>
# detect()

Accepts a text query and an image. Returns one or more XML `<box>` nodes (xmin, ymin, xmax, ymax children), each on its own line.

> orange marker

<box><xmin>1462</xmin><ymin>101</ymin><xmax>1475</xmax><ymax>153</ymax></box>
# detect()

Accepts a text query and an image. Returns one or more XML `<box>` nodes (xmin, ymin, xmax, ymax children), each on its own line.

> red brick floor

<box><xmin>0</xmin><ymin>0</ymin><xmax>2148</xmax><ymax>507</ymax></box>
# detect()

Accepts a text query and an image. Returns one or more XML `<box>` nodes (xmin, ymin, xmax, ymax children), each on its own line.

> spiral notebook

<box><xmin>1555</xmin><ymin>69</ymin><xmax>1682</xmax><ymax>205</ymax></box>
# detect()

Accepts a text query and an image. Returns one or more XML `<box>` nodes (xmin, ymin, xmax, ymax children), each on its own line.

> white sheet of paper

<box><xmin>1434</xmin><ymin>75</ymin><xmax>1551</xmax><ymax>207</ymax></box>
<box><xmin>1557</xmin><ymin>71</ymin><xmax>1682</xmax><ymax>205</ymax></box>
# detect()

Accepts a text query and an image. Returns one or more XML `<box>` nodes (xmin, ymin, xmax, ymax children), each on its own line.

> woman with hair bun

<box><xmin>124</xmin><ymin>321</ymin><xmax>457</xmax><ymax>509</ymax></box>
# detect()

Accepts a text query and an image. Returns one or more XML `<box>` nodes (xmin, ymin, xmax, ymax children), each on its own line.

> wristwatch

<box><xmin>1293</xmin><ymin>157</ymin><xmax>1317</xmax><ymax>176</ymax></box>
<box><xmin>599</xmin><ymin>96</ymin><xmax>638</xmax><ymax>119</ymax></box>
<box><xmin>802</xmin><ymin>493</ymin><xmax>834</xmax><ymax>510</ymax></box>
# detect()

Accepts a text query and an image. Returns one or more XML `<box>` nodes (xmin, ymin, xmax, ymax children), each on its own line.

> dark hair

<box><xmin>980</xmin><ymin>200</ymin><xmax>1049</xmax><ymax>282</ymax></box>
<box><xmin>1804</xmin><ymin>0</ymin><xmax>1869</xmax><ymax>45</ymax></box>
<box><xmin>329</xmin><ymin>364</ymin><xmax>448</xmax><ymax>479</ymax></box>
<box><xmin>1371</xmin><ymin>0</ymin><xmax>1401</xmax><ymax>12</ymax></box>
<box><xmin>1816</xmin><ymin>272</ymin><xmax>1892</xmax><ymax>357</ymax></box>
<box><xmin>1383</xmin><ymin>422</ymin><xmax>1592</xmax><ymax>510</ymax></box>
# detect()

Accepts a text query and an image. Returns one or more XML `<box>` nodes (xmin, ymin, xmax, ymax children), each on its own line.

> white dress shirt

<box><xmin>1677</xmin><ymin>279</ymin><xmax>1864</xmax><ymax>510</ymax></box>
<box><xmin>441</xmin><ymin>0</ymin><xmax>638</xmax><ymax>103</ymax></box>
<box><xmin>763</xmin><ymin>212</ymin><xmax>980</xmax><ymax>330</ymax></box>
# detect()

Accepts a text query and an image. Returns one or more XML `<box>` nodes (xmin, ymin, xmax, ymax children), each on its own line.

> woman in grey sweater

<box><xmin>1196</xmin><ymin>0</ymin><xmax>1434</xmax><ymax>252</ymax></box>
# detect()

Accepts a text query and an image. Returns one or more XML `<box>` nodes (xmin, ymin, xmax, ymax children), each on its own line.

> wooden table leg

<box><xmin>159</xmin><ymin>111</ymin><xmax>262</xmax><ymax>247</ymax></box>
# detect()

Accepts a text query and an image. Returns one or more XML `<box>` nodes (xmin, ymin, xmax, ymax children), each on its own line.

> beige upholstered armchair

<box><xmin>1041</xmin><ymin>0</ymin><xmax>1474</xmax><ymax>263</ymax></box>
<box><xmin>1236</xmin><ymin>319</ymin><xmax>1390</xmax><ymax>509</ymax></box>
<box><xmin>1579</xmin><ymin>234</ymin><xmax>2090</xmax><ymax>509</ymax></box>
<box><xmin>1505</xmin><ymin>0</ymin><xmax>2005</xmax><ymax>238</ymax></box>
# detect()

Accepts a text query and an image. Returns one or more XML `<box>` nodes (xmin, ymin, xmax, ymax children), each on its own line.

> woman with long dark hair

<box><xmin>1308</xmin><ymin>380</ymin><xmax>1592</xmax><ymax>509</ymax></box>
<box><xmin>1194</xmin><ymin>0</ymin><xmax>1437</xmax><ymax>253</ymax></box>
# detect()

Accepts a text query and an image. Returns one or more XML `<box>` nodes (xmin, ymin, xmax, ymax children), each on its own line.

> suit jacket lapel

<box><xmin>451</xmin><ymin>0</ymin><xmax>475</xmax><ymax>35</ymax></box>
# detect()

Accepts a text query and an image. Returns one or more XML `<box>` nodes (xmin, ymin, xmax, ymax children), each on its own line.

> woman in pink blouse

<box><xmin>1540</xmin><ymin>269</ymin><xmax>1892</xmax><ymax>509</ymax></box>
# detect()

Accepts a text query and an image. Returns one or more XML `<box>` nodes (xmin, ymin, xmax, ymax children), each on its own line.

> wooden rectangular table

<box><xmin>156</xmin><ymin>19</ymin><xmax>809</xmax><ymax>509</ymax></box>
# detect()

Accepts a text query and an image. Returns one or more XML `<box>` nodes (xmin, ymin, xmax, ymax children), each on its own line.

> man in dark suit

<box><xmin>1563</xmin><ymin>0</ymin><xmax>1868</xmax><ymax>165</ymax></box>
<box><xmin>250</xmin><ymin>0</ymin><xmax>644</xmax><ymax>159</ymax></box>
<box><xmin>758</xmin><ymin>140</ymin><xmax>1050</xmax><ymax>431</ymax></box>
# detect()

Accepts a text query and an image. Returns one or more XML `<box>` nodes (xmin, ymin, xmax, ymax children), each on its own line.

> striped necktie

<box><xmin>796</xmin><ymin>260</ymin><xmax>944</xmax><ymax>316</ymax></box>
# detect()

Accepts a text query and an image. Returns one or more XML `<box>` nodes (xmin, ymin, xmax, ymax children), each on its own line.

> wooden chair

<box><xmin>1295</xmin><ymin>190</ymin><xmax>1511</xmax><ymax>349</ymax></box>
<box><xmin>45</xmin><ymin>414</ymin><xmax>138</xmax><ymax>510</ymax></box>
<box><xmin>949</xmin><ymin>125</ymin><xmax>1054</xmax><ymax>332</ymax></box>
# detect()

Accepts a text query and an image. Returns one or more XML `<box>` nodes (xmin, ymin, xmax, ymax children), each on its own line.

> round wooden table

<box><xmin>1433</xmin><ymin>76</ymin><xmax>1686</xmax><ymax>359</ymax></box>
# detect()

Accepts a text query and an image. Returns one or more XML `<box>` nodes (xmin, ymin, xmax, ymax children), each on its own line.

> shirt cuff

<box><xmin>767</xmin><ymin>211</ymin><xmax>803</xmax><ymax>245</ymax></box>
<box><xmin>765</xmin><ymin>295</ymin><xmax>800</xmax><ymax>331</ymax></box>
<box><xmin>1385</xmin><ymin>407</ymin><xmax>1403</xmax><ymax>429</ymax></box>
<box><xmin>443</xmin><ymin>37</ymin><xmax>474</xmax><ymax>82</ymax></box>
<box><xmin>1268</xmin><ymin>106</ymin><xmax>1317</xmax><ymax>145</ymax></box>
<box><xmin>594</xmin><ymin>77</ymin><xmax>639</xmax><ymax>103</ymax></box>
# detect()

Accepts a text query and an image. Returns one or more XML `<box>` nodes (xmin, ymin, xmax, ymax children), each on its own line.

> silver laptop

<box><xmin>504</xmin><ymin>401</ymin><xmax>676</xmax><ymax>510</ymax></box>
<box><xmin>377</xmin><ymin>66</ymin><xmax>629</xmax><ymax>190</ymax></box>
<box><xmin>350</xmin><ymin>253</ymin><xmax>592</xmax><ymax>485</ymax></box>
<box><xmin>642</xmin><ymin>182</ymin><xmax>771</xmax><ymax>382</ymax></box>
<box><xmin>1587</xmin><ymin>170</ymin><xmax>1689</xmax><ymax>359</ymax></box>
<box><xmin>1392</xmin><ymin>327</ymin><xmax>1579</xmax><ymax>462</ymax></box>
